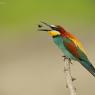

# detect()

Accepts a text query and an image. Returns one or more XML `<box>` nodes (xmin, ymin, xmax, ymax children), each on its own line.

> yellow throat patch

<box><xmin>48</xmin><ymin>30</ymin><xmax>60</xmax><ymax>37</ymax></box>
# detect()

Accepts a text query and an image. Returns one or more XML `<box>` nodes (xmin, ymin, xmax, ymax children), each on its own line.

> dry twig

<box><xmin>64</xmin><ymin>58</ymin><xmax>77</xmax><ymax>95</ymax></box>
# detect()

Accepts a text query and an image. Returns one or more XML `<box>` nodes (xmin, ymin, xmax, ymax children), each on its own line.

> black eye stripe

<box><xmin>52</xmin><ymin>27</ymin><xmax>58</xmax><ymax>31</ymax></box>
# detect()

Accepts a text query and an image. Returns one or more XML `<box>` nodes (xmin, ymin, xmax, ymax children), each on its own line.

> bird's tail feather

<box><xmin>79</xmin><ymin>60</ymin><xmax>95</xmax><ymax>77</ymax></box>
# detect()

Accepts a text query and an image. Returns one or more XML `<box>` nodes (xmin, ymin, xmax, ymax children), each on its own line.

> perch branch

<box><xmin>64</xmin><ymin>58</ymin><xmax>77</xmax><ymax>95</ymax></box>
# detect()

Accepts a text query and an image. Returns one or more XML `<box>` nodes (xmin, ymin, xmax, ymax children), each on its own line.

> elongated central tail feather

<box><xmin>79</xmin><ymin>60</ymin><xmax>95</xmax><ymax>77</ymax></box>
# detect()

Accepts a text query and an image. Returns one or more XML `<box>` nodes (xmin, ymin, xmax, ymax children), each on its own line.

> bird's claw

<box><xmin>62</xmin><ymin>56</ymin><xmax>73</xmax><ymax>64</ymax></box>
<box><xmin>62</xmin><ymin>56</ymin><xmax>68</xmax><ymax>61</ymax></box>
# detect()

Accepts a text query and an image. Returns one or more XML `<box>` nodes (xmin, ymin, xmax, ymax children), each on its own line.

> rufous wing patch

<box><xmin>63</xmin><ymin>40</ymin><xmax>80</xmax><ymax>58</ymax></box>
<box><xmin>65</xmin><ymin>32</ymin><xmax>87</xmax><ymax>54</ymax></box>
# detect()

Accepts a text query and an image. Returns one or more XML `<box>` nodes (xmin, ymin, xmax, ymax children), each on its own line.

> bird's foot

<box><xmin>62</xmin><ymin>56</ymin><xmax>68</xmax><ymax>61</ymax></box>
<box><xmin>62</xmin><ymin>56</ymin><xmax>73</xmax><ymax>64</ymax></box>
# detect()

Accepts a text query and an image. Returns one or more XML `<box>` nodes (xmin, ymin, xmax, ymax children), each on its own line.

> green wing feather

<box><xmin>63</xmin><ymin>37</ymin><xmax>95</xmax><ymax>77</ymax></box>
<box><xmin>63</xmin><ymin>37</ymin><xmax>88</xmax><ymax>61</ymax></box>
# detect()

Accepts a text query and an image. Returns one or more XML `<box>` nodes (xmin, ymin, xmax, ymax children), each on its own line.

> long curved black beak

<box><xmin>38</xmin><ymin>21</ymin><xmax>54</xmax><ymax>31</ymax></box>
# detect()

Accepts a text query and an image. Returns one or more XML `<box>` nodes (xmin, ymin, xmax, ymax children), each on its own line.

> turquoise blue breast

<box><xmin>53</xmin><ymin>36</ymin><xmax>76</xmax><ymax>60</ymax></box>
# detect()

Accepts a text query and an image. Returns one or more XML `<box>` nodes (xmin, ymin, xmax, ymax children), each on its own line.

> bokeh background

<box><xmin>0</xmin><ymin>0</ymin><xmax>95</xmax><ymax>95</ymax></box>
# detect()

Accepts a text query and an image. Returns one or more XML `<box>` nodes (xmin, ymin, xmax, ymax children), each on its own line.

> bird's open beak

<box><xmin>41</xmin><ymin>21</ymin><xmax>52</xmax><ymax>28</ymax></box>
<box><xmin>38</xmin><ymin>22</ymin><xmax>55</xmax><ymax>31</ymax></box>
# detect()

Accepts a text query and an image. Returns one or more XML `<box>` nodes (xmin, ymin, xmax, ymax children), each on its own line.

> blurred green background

<box><xmin>0</xmin><ymin>0</ymin><xmax>95</xmax><ymax>95</ymax></box>
<box><xmin>0</xmin><ymin>0</ymin><xmax>95</xmax><ymax>36</ymax></box>
<box><xmin>0</xmin><ymin>0</ymin><xmax>95</xmax><ymax>24</ymax></box>
<box><xmin>0</xmin><ymin>0</ymin><xmax>95</xmax><ymax>39</ymax></box>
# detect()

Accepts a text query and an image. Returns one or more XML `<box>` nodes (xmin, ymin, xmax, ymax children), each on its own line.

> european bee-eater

<box><xmin>38</xmin><ymin>22</ymin><xmax>95</xmax><ymax>77</ymax></box>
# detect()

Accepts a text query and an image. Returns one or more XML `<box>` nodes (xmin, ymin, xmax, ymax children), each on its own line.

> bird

<box><xmin>38</xmin><ymin>22</ymin><xmax>95</xmax><ymax>77</ymax></box>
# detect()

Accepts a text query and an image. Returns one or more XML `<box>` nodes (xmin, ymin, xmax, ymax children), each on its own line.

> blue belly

<box><xmin>53</xmin><ymin>36</ymin><xmax>76</xmax><ymax>60</ymax></box>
